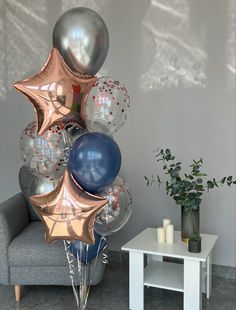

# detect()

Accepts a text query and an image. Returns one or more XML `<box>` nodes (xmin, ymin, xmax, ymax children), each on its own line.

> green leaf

<box><xmin>207</xmin><ymin>181</ymin><xmax>214</xmax><ymax>189</ymax></box>
<box><xmin>197</xmin><ymin>173</ymin><xmax>207</xmax><ymax>177</ymax></box>
<box><xmin>213</xmin><ymin>178</ymin><xmax>219</xmax><ymax>187</ymax></box>
<box><xmin>196</xmin><ymin>185</ymin><xmax>204</xmax><ymax>191</ymax></box>
<box><xmin>220</xmin><ymin>177</ymin><xmax>226</xmax><ymax>184</ymax></box>
<box><xmin>233</xmin><ymin>181</ymin><xmax>236</xmax><ymax>184</ymax></box>
<box><xmin>165</xmin><ymin>148</ymin><xmax>171</xmax><ymax>155</ymax></box>
<box><xmin>227</xmin><ymin>176</ymin><xmax>233</xmax><ymax>181</ymax></box>
<box><xmin>196</xmin><ymin>178</ymin><xmax>202</xmax><ymax>184</ymax></box>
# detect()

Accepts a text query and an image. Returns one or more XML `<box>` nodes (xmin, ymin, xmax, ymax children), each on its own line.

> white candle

<box><xmin>157</xmin><ymin>227</ymin><xmax>165</xmax><ymax>244</ymax></box>
<box><xmin>163</xmin><ymin>218</ymin><xmax>171</xmax><ymax>229</ymax></box>
<box><xmin>163</xmin><ymin>218</ymin><xmax>171</xmax><ymax>241</ymax></box>
<box><xmin>166</xmin><ymin>224</ymin><xmax>174</xmax><ymax>244</ymax></box>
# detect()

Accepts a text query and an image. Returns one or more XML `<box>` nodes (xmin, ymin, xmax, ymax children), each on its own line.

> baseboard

<box><xmin>108</xmin><ymin>250</ymin><xmax>236</xmax><ymax>280</ymax></box>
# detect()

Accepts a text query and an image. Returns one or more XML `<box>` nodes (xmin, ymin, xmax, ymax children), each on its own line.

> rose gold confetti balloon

<box><xmin>81</xmin><ymin>77</ymin><xmax>130</xmax><ymax>134</ymax></box>
<box><xmin>19</xmin><ymin>122</ymin><xmax>67</xmax><ymax>180</ymax></box>
<box><xmin>94</xmin><ymin>176</ymin><xmax>133</xmax><ymax>236</ymax></box>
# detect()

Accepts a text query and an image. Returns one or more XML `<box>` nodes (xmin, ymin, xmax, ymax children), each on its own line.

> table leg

<box><xmin>206</xmin><ymin>253</ymin><xmax>212</xmax><ymax>298</ymax></box>
<box><xmin>129</xmin><ymin>252</ymin><xmax>144</xmax><ymax>310</ymax></box>
<box><xmin>184</xmin><ymin>259</ymin><xmax>202</xmax><ymax>310</ymax></box>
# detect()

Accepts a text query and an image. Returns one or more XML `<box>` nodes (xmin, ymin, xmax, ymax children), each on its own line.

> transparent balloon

<box><xmin>94</xmin><ymin>176</ymin><xmax>133</xmax><ymax>236</ymax></box>
<box><xmin>19</xmin><ymin>122</ymin><xmax>67</xmax><ymax>180</ymax></box>
<box><xmin>81</xmin><ymin>77</ymin><xmax>130</xmax><ymax>134</ymax></box>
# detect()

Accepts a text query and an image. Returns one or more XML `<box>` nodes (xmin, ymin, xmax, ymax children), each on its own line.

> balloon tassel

<box><xmin>63</xmin><ymin>240</ymin><xmax>79</xmax><ymax>309</ymax></box>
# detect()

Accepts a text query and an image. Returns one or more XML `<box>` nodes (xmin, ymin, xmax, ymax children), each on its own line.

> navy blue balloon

<box><xmin>69</xmin><ymin>232</ymin><xmax>107</xmax><ymax>263</ymax></box>
<box><xmin>69</xmin><ymin>132</ymin><xmax>121</xmax><ymax>193</ymax></box>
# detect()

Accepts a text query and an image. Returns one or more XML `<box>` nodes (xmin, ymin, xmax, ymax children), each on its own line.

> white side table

<box><xmin>121</xmin><ymin>228</ymin><xmax>218</xmax><ymax>310</ymax></box>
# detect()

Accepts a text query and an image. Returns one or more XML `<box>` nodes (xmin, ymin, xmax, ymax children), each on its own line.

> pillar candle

<box><xmin>166</xmin><ymin>224</ymin><xmax>174</xmax><ymax>244</ymax></box>
<box><xmin>157</xmin><ymin>227</ymin><xmax>165</xmax><ymax>244</ymax></box>
<box><xmin>163</xmin><ymin>218</ymin><xmax>171</xmax><ymax>230</ymax></box>
<box><xmin>163</xmin><ymin>218</ymin><xmax>171</xmax><ymax>241</ymax></box>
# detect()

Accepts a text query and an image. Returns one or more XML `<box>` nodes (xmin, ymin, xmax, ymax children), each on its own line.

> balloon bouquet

<box><xmin>15</xmin><ymin>8</ymin><xmax>132</xmax><ymax>310</ymax></box>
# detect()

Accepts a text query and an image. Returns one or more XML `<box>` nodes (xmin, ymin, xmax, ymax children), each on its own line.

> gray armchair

<box><xmin>0</xmin><ymin>193</ymin><xmax>105</xmax><ymax>301</ymax></box>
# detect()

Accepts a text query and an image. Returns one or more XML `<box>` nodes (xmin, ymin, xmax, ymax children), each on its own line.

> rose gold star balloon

<box><xmin>14</xmin><ymin>48</ymin><xmax>97</xmax><ymax>135</ymax></box>
<box><xmin>29</xmin><ymin>169</ymin><xmax>108</xmax><ymax>244</ymax></box>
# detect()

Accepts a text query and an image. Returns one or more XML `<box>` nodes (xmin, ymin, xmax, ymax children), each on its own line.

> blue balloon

<box><xmin>69</xmin><ymin>132</ymin><xmax>121</xmax><ymax>193</ymax></box>
<box><xmin>69</xmin><ymin>232</ymin><xmax>107</xmax><ymax>263</ymax></box>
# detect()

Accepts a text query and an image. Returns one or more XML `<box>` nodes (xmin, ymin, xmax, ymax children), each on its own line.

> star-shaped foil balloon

<box><xmin>29</xmin><ymin>169</ymin><xmax>108</xmax><ymax>244</ymax></box>
<box><xmin>14</xmin><ymin>48</ymin><xmax>97</xmax><ymax>135</ymax></box>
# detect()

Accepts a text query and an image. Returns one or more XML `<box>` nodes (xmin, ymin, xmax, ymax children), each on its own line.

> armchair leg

<box><xmin>15</xmin><ymin>285</ymin><xmax>21</xmax><ymax>302</ymax></box>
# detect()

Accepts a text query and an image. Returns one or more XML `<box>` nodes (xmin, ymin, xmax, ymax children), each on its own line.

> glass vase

<box><xmin>181</xmin><ymin>206</ymin><xmax>200</xmax><ymax>242</ymax></box>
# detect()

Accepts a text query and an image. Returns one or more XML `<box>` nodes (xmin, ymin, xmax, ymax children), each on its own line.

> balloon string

<box><xmin>75</xmin><ymin>242</ymin><xmax>89</xmax><ymax>310</ymax></box>
<box><xmin>63</xmin><ymin>240</ymin><xmax>79</xmax><ymax>309</ymax></box>
<box><xmin>83</xmin><ymin>237</ymin><xmax>108</xmax><ymax>307</ymax></box>
<box><xmin>64</xmin><ymin>238</ymin><xmax>108</xmax><ymax>310</ymax></box>
<box><xmin>102</xmin><ymin>251</ymin><xmax>109</xmax><ymax>264</ymax></box>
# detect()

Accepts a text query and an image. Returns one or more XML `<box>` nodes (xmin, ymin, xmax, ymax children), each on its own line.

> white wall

<box><xmin>0</xmin><ymin>0</ymin><xmax>235</xmax><ymax>267</ymax></box>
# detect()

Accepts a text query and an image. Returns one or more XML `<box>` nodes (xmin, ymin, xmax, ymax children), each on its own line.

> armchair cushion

<box><xmin>9</xmin><ymin>222</ymin><xmax>67</xmax><ymax>267</ymax></box>
<box><xmin>9</xmin><ymin>222</ymin><xmax>106</xmax><ymax>286</ymax></box>
<box><xmin>0</xmin><ymin>193</ymin><xmax>29</xmax><ymax>284</ymax></box>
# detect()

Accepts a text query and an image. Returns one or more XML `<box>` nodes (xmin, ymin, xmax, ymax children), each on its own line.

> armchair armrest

<box><xmin>0</xmin><ymin>193</ymin><xmax>29</xmax><ymax>284</ymax></box>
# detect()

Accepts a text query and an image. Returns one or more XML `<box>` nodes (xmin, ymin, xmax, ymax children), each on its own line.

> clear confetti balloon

<box><xmin>94</xmin><ymin>176</ymin><xmax>133</xmax><ymax>236</ymax></box>
<box><xmin>81</xmin><ymin>77</ymin><xmax>130</xmax><ymax>134</ymax></box>
<box><xmin>19</xmin><ymin>122</ymin><xmax>67</xmax><ymax>180</ymax></box>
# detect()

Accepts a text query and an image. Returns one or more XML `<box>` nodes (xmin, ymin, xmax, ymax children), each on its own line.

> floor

<box><xmin>0</xmin><ymin>262</ymin><xmax>235</xmax><ymax>310</ymax></box>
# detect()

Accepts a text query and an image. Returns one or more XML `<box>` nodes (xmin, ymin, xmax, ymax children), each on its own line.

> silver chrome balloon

<box><xmin>18</xmin><ymin>166</ymin><xmax>58</xmax><ymax>200</ymax></box>
<box><xmin>52</xmin><ymin>7</ymin><xmax>109</xmax><ymax>76</ymax></box>
<box><xmin>18</xmin><ymin>166</ymin><xmax>58</xmax><ymax>220</ymax></box>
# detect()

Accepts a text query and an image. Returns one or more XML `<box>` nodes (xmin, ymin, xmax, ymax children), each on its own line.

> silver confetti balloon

<box><xmin>19</xmin><ymin>122</ymin><xmax>67</xmax><ymax>180</ymax></box>
<box><xmin>52</xmin><ymin>7</ymin><xmax>109</xmax><ymax>76</ymax></box>
<box><xmin>94</xmin><ymin>176</ymin><xmax>133</xmax><ymax>236</ymax></box>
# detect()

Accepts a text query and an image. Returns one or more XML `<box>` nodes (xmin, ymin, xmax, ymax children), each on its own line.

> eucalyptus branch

<box><xmin>145</xmin><ymin>148</ymin><xmax>236</xmax><ymax>210</ymax></box>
